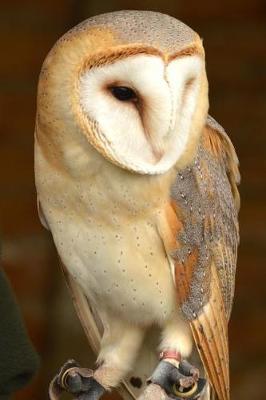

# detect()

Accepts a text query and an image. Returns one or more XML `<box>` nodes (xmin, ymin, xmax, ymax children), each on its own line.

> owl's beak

<box><xmin>142</xmin><ymin>125</ymin><xmax>165</xmax><ymax>163</ymax></box>
<box><xmin>149</xmin><ymin>137</ymin><xmax>166</xmax><ymax>163</ymax></box>
<box><xmin>152</xmin><ymin>145</ymin><xmax>164</xmax><ymax>162</ymax></box>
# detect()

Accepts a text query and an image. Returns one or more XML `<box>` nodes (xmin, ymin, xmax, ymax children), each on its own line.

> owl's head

<box><xmin>36</xmin><ymin>11</ymin><xmax>208</xmax><ymax>175</ymax></box>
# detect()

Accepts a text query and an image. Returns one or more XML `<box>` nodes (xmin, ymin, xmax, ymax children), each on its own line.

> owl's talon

<box><xmin>179</xmin><ymin>376</ymin><xmax>196</xmax><ymax>389</ymax></box>
<box><xmin>148</xmin><ymin>360</ymin><xmax>206</xmax><ymax>399</ymax></box>
<box><xmin>179</xmin><ymin>360</ymin><xmax>200</xmax><ymax>382</ymax></box>
<box><xmin>49</xmin><ymin>359</ymin><xmax>105</xmax><ymax>400</ymax></box>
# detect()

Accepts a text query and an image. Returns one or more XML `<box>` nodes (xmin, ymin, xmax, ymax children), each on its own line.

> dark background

<box><xmin>1</xmin><ymin>1</ymin><xmax>266</xmax><ymax>399</ymax></box>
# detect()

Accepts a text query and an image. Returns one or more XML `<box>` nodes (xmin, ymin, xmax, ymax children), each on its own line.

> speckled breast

<box><xmin>53</xmin><ymin>210</ymin><xmax>178</xmax><ymax>326</ymax></box>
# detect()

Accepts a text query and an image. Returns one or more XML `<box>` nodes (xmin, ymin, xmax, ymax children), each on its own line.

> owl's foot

<box><xmin>148</xmin><ymin>359</ymin><xmax>206</xmax><ymax>399</ymax></box>
<box><xmin>49</xmin><ymin>359</ymin><xmax>105</xmax><ymax>400</ymax></box>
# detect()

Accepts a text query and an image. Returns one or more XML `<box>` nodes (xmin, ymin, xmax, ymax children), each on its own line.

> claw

<box><xmin>179</xmin><ymin>376</ymin><xmax>196</xmax><ymax>389</ymax></box>
<box><xmin>179</xmin><ymin>360</ymin><xmax>200</xmax><ymax>382</ymax></box>
<box><xmin>49</xmin><ymin>359</ymin><xmax>105</xmax><ymax>400</ymax></box>
<box><xmin>148</xmin><ymin>360</ymin><xmax>206</xmax><ymax>400</ymax></box>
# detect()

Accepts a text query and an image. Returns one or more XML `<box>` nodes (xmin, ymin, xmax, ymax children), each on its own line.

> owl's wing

<box><xmin>160</xmin><ymin>115</ymin><xmax>240</xmax><ymax>400</ymax></box>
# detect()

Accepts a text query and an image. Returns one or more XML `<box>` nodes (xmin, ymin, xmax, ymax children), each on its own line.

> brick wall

<box><xmin>0</xmin><ymin>1</ymin><xmax>81</xmax><ymax>398</ymax></box>
<box><xmin>1</xmin><ymin>1</ymin><xmax>265</xmax><ymax>399</ymax></box>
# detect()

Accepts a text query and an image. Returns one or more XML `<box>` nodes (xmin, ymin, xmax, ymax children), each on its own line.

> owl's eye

<box><xmin>110</xmin><ymin>86</ymin><xmax>137</xmax><ymax>102</ymax></box>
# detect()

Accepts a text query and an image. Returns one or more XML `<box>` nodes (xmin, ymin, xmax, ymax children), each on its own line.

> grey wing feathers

<box><xmin>170</xmin><ymin>115</ymin><xmax>240</xmax><ymax>320</ymax></box>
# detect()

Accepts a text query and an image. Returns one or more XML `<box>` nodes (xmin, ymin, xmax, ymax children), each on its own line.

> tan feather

<box><xmin>190</xmin><ymin>264</ymin><xmax>230</xmax><ymax>400</ymax></box>
<box><xmin>61</xmin><ymin>262</ymin><xmax>102</xmax><ymax>354</ymax></box>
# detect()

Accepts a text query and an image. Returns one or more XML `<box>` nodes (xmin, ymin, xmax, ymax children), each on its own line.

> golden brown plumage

<box><xmin>35</xmin><ymin>10</ymin><xmax>240</xmax><ymax>400</ymax></box>
<box><xmin>171</xmin><ymin>120</ymin><xmax>239</xmax><ymax>400</ymax></box>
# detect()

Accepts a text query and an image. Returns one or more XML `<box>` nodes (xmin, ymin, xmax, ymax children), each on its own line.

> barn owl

<box><xmin>34</xmin><ymin>10</ymin><xmax>240</xmax><ymax>400</ymax></box>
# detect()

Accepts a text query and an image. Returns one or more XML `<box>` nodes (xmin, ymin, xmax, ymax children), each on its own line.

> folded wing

<box><xmin>168</xmin><ymin>115</ymin><xmax>240</xmax><ymax>400</ymax></box>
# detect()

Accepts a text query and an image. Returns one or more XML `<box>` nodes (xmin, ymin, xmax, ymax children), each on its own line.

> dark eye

<box><xmin>110</xmin><ymin>86</ymin><xmax>137</xmax><ymax>101</ymax></box>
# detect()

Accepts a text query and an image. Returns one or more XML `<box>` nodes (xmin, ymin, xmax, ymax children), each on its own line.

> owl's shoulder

<box><xmin>202</xmin><ymin>115</ymin><xmax>240</xmax><ymax>210</ymax></box>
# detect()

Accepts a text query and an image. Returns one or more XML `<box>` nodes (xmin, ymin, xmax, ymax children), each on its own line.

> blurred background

<box><xmin>0</xmin><ymin>0</ymin><xmax>266</xmax><ymax>399</ymax></box>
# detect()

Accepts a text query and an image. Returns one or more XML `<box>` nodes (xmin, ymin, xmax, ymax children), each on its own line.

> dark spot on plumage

<box><xmin>130</xmin><ymin>377</ymin><xmax>143</xmax><ymax>388</ymax></box>
<box><xmin>198</xmin><ymin>324</ymin><xmax>204</xmax><ymax>334</ymax></box>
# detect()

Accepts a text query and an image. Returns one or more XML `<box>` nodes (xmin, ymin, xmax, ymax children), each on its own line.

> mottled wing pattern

<box><xmin>169</xmin><ymin>115</ymin><xmax>240</xmax><ymax>400</ymax></box>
